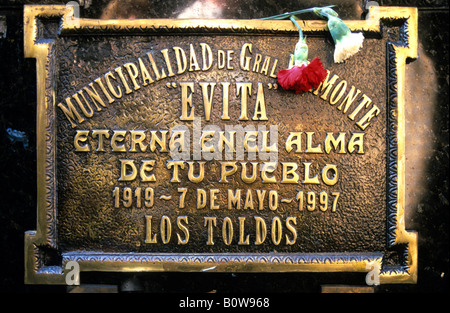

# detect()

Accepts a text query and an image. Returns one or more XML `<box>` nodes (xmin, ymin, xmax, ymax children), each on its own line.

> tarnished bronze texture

<box><xmin>24</xmin><ymin>5</ymin><xmax>418</xmax><ymax>285</ymax></box>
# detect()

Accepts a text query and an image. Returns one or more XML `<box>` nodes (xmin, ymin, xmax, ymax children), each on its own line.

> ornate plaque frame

<box><xmin>24</xmin><ymin>5</ymin><xmax>418</xmax><ymax>285</ymax></box>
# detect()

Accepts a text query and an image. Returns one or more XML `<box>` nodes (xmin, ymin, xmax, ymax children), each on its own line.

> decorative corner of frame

<box><xmin>379</xmin><ymin>230</ymin><xmax>418</xmax><ymax>284</ymax></box>
<box><xmin>23</xmin><ymin>4</ymin><xmax>75</xmax><ymax>58</ymax></box>
<box><xmin>24</xmin><ymin>231</ymin><xmax>67</xmax><ymax>285</ymax></box>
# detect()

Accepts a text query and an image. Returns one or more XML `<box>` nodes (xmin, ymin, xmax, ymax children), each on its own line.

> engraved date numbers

<box><xmin>296</xmin><ymin>191</ymin><xmax>340</xmax><ymax>212</ymax></box>
<box><xmin>112</xmin><ymin>186</ymin><xmax>154</xmax><ymax>208</ymax></box>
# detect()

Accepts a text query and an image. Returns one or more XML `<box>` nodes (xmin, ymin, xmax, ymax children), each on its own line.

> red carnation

<box><xmin>277</xmin><ymin>57</ymin><xmax>328</xmax><ymax>93</ymax></box>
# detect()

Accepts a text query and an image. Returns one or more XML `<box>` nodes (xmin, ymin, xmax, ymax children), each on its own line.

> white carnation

<box><xmin>334</xmin><ymin>32</ymin><xmax>364</xmax><ymax>63</ymax></box>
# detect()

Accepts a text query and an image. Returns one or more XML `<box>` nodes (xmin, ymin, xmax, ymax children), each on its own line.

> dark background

<box><xmin>0</xmin><ymin>0</ymin><xmax>448</xmax><ymax>294</ymax></box>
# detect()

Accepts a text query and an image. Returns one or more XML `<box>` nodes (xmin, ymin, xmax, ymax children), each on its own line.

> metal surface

<box><xmin>23</xmin><ymin>5</ymin><xmax>418</xmax><ymax>284</ymax></box>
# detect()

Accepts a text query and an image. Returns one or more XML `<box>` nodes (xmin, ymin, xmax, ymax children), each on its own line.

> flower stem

<box><xmin>289</xmin><ymin>15</ymin><xmax>303</xmax><ymax>41</ymax></box>
<box><xmin>259</xmin><ymin>5</ymin><xmax>335</xmax><ymax>20</ymax></box>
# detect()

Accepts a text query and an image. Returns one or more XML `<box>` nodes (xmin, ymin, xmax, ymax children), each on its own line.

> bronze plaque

<box><xmin>24</xmin><ymin>5</ymin><xmax>418</xmax><ymax>285</ymax></box>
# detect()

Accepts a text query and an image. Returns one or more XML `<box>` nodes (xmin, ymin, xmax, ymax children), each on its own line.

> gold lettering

<box><xmin>222</xmin><ymin>217</ymin><xmax>233</xmax><ymax>245</ymax></box>
<box><xmin>160</xmin><ymin>49</ymin><xmax>175</xmax><ymax>77</ymax></box>
<box><xmin>240</xmin><ymin>43</ymin><xmax>252</xmax><ymax>71</ymax></box>
<box><xmin>144</xmin><ymin>215</ymin><xmax>157</xmax><ymax>243</ymax></box>
<box><xmin>261</xmin><ymin>162</ymin><xmax>277</xmax><ymax>183</ymax></box>
<box><xmin>281</xmin><ymin>162</ymin><xmax>299</xmax><ymax>183</ymax></box>
<box><xmin>123</xmin><ymin>62</ymin><xmax>141</xmax><ymax>91</ymax></box>
<box><xmin>252</xmin><ymin>53</ymin><xmax>262</xmax><ymax>72</ymax></box>
<box><xmin>210</xmin><ymin>189</ymin><xmax>220</xmax><ymax>210</ymax></box>
<box><xmin>94</xmin><ymin>76</ymin><xmax>115</xmax><ymax>104</ymax></box>
<box><xmin>325</xmin><ymin>132</ymin><xmax>346</xmax><ymax>154</ymax></box>
<box><xmin>243</xmin><ymin>131</ymin><xmax>258</xmax><ymax>153</ymax></box>
<box><xmin>260</xmin><ymin>56</ymin><xmax>271</xmax><ymax>75</ymax></box>
<box><xmin>199</xmin><ymin>82</ymin><xmax>216</xmax><ymax>121</ymax></box>
<box><xmin>197</xmin><ymin>189</ymin><xmax>207</xmax><ymax>209</ymax></box>
<box><xmin>200</xmin><ymin>130</ymin><xmax>215</xmax><ymax>153</ymax></box>
<box><xmin>180</xmin><ymin>82</ymin><xmax>194</xmax><ymax>121</ymax></box>
<box><xmin>348</xmin><ymin>94</ymin><xmax>372</xmax><ymax>120</ymax></box>
<box><xmin>187</xmin><ymin>161</ymin><xmax>205</xmax><ymax>183</ymax></box>
<box><xmin>147</xmin><ymin>52</ymin><xmax>166</xmax><ymax>80</ymax></box>
<box><xmin>337</xmin><ymin>85</ymin><xmax>361</xmax><ymax>113</ymax></box>
<box><xmin>271</xmin><ymin>217</ymin><xmax>282</xmax><ymax>245</ymax></box>
<box><xmin>254</xmin><ymin>216</ymin><xmax>267</xmax><ymax>245</ymax></box>
<box><xmin>72</xmin><ymin>91</ymin><xmax>94</xmax><ymax>117</ymax></box>
<box><xmin>356</xmin><ymin>105</ymin><xmax>380</xmax><ymax>130</ymax></box>
<box><xmin>322</xmin><ymin>163</ymin><xmax>339</xmax><ymax>186</ymax></box>
<box><xmin>118</xmin><ymin>159</ymin><xmax>137</xmax><ymax>181</ymax></box>
<box><xmin>173</xmin><ymin>47</ymin><xmax>187</xmax><ymax>74</ymax></box>
<box><xmin>204</xmin><ymin>217</ymin><xmax>216</xmax><ymax>245</ymax></box>
<box><xmin>287</xmin><ymin>53</ymin><xmax>294</xmax><ymax>68</ymax></box>
<box><xmin>269</xmin><ymin>58</ymin><xmax>278</xmax><ymax>78</ymax></box>
<box><xmin>160</xmin><ymin>215</ymin><xmax>171</xmax><ymax>244</ymax></box>
<box><xmin>178</xmin><ymin>187</ymin><xmax>187</xmax><ymax>209</ymax></box>
<box><xmin>226</xmin><ymin>50</ymin><xmax>234</xmax><ymax>70</ymax></box>
<box><xmin>305</xmin><ymin>132</ymin><xmax>323</xmax><ymax>153</ymax></box>
<box><xmin>244</xmin><ymin>189</ymin><xmax>254</xmax><ymax>210</ymax></box>
<box><xmin>312</xmin><ymin>71</ymin><xmax>339</xmax><ymax>101</ymax></box>
<box><xmin>268</xmin><ymin>190</ymin><xmax>278</xmax><ymax>211</ymax></box>
<box><xmin>74</xmin><ymin>130</ymin><xmax>90</xmax><ymax>152</ymax></box>
<box><xmin>228</xmin><ymin>189</ymin><xmax>241</xmax><ymax>210</ymax></box>
<box><xmin>285</xmin><ymin>132</ymin><xmax>302</xmax><ymax>153</ymax></box>
<box><xmin>105</xmin><ymin>71</ymin><xmax>123</xmax><ymax>99</ymax></box>
<box><xmin>221</xmin><ymin>82</ymin><xmax>230</xmax><ymax>120</ymax></box>
<box><xmin>84</xmin><ymin>82</ymin><xmax>107</xmax><ymax>111</ymax></box>
<box><xmin>200</xmin><ymin>43</ymin><xmax>213</xmax><ymax>71</ymax></box>
<box><xmin>252</xmin><ymin>82</ymin><xmax>268</xmax><ymax>120</ymax></box>
<box><xmin>114</xmin><ymin>66</ymin><xmax>133</xmax><ymax>94</ymax></box>
<box><xmin>302</xmin><ymin>162</ymin><xmax>320</xmax><ymax>184</ymax></box>
<box><xmin>167</xmin><ymin>160</ymin><xmax>185</xmax><ymax>183</ymax></box>
<box><xmin>329</xmin><ymin>80</ymin><xmax>347</xmax><ymax>105</ymax></box>
<box><xmin>189</xmin><ymin>44</ymin><xmax>200</xmax><ymax>71</ymax></box>
<box><xmin>111</xmin><ymin>130</ymin><xmax>126</xmax><ymax>152</ymax></box>
<box><xmin>260</xmin><ymin>131</ymin><xmax>277</xmax><ymax>152</ymax></box>
<box><xmin>149</xmin><ymin>130</ymin><xmax>168</xmax><ymax>152</ymax></box>
<box><xmin>92</xmin><ymin>129</ymin><xmax>109</xmax><ymax>152</ymax></box>
<box><xmin>238</xmin><ymin>217</ymin><xmax>250</xmax><ymax>245</ymax></box>
<box><xmin>240</xmin><ymin>162</ymin><xmax>258</xmax><ymax>183</ymax></box>
<box><xmin>176</xmin><ymin>216</ymin><xmax>189</xmax><ymax>245</ymax></box>
<box><xmin>140</xmin><ymin>160</ymin><xmax>156</xmax><ymax>182</ymax></box>
<box><xmin>236</xmin><ymin>82</ymin><xmax>252</xmax><ymax>120</ymax></box>
<box><xmin>169</xmin><ymin>130</ymin><xmax>187</xmax><ymax>153</ymax></box>
<box><xmin>129</xmin><ymin>130</ymin><xmax>147</xmax><ymax>152</ymax></box>
<box><xmin>348</xmin><ymin>133</ymin><xmax>365</xmax><ymax>154</ymax></box>
<box><xmin>285</xmin><ymin>217</ymin><xmax>297</xmax><ymax>245</ymax></box>
<box><xmin>138</xmin><ymin>57</ymin><xmax>154</xmax><ymax>86</ymax></box>
<box><xmin>220</xmin><ymin>161</ymin><xmax>237</xmax><ymax>183</ymax></box>
<box><xmin>256</xmin><ymin>190</ymin><xmax>266</xmax><ymax>210</ymax></box>
<box><xmin>218</xmin><ymin>131</ymin><xmax>235</xmax><ymax>153</ymax></box>
<box><xmin>218</xmin><ymin>50</ymin><xmax>226</xmax><ymax>69</ymax></box>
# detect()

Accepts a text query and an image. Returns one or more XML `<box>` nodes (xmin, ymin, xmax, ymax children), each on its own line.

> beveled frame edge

<box><xmin>23</xmin><ymin>5</ymin><xmax>418</xmax><ymax>285</ymax></box>
<box><xmin>380</xmin><ymin>6</ymin><xmax>418</xmax><ymax>284</ymax></box>
<box><xmin>62</xmin><ymin>252</ymin><xmax>384</xmax><ymax>273</ymax></box>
